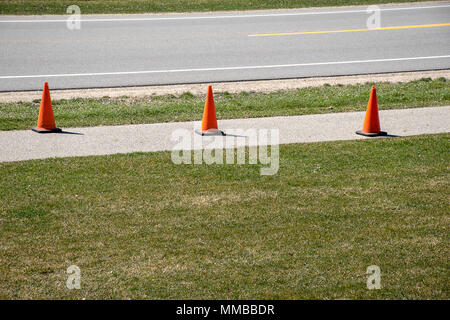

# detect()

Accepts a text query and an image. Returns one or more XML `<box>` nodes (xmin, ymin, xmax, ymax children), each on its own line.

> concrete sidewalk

<box><xmin>0</xmin><ymin>106</ymin><xmax>449</xmax><ymax>163</ymax></box>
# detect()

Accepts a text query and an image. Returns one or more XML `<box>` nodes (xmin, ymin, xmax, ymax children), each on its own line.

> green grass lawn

<box><xmin>1</xmin><ymin>78</ymin><xmax>449</xmax><ymax>131</ymax></box>
<box><xmin>0</xmin><ymin>0</ymin><xmax>427</xmax><ymax>15</ymax></box>
<box><xmin>0</xmin><ymin>133</ymin><xmax>448</xmax><ymax>299</ymax></box>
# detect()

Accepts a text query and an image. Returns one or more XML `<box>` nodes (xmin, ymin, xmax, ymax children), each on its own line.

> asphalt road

<box><xmin>0</xmin><ymin>2</ymin><xmax>449</xmax><ymax>91</ymax></box>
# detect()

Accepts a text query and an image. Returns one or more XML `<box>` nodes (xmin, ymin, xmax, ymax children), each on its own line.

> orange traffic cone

<box><xmin>195</xmin><ymin>85</ymin><xmax>224</xmax><ymax>136</ymax></box>
<box><xmin>356</xmin><ymin>86</ymin><xmax>387</xmax><ymax>137</ymax></box>
<box><xmin>32</xmin><ymin>82</ymin><xmax>62</xmax><ymax>133</ymax></box>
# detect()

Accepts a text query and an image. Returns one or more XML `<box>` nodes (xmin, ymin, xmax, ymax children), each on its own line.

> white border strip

<box><xmin>0</xmin><ymin>4</ymin><xmax>449</xmax><ymax>23</ymax></box>
<box><xmin>1</xmin><ymin>55</ymin><xmax>449</xmax><ymax>79</ymax></box>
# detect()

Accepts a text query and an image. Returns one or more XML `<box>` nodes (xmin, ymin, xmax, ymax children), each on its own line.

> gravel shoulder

<box><xmin>1</xmin><ymin>70</ymin><xmax>448</xmax><ymax>103</ymax></box>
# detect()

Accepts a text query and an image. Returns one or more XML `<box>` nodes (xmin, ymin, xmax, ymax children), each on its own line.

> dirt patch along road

<box><xmin>0</xmin><ymin>70</ymin><xmax>448</xmax><ymax>103</ymax></box>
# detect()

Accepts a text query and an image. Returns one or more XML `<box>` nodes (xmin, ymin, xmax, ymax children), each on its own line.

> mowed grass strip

<box><xmin>0</xmin><ymin>0</ymin><xmax>426</xmax><ymax>15</ymax></box>
<box><xmin>1</xmin><ymin>78</ymin><xmax>449</xmax><ymax>131</ymax></box>
<box><xmin>0</xmin><ymin>133</ymin><xmax>448</xmax><ymax>299</ymax></box>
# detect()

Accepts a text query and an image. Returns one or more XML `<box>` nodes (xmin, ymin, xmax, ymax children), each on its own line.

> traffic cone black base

<box><xmin>356</xmin><ymin>130</ymin><xmax>387</xmax><ymax>137</ymax></box>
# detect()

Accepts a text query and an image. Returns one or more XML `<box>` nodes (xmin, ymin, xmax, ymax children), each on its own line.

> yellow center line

<box><xmin>248</xmin><ymin>23</ymin><xmax>450</xmax><ymax>37</ymax></box>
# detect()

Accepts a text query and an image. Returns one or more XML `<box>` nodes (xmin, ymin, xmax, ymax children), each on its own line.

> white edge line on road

<box><xmin>0</xmin><ymin>4</ymin><xmax>450</xmax><ymax>23</ymax></box>
<box><xmin>1</xmin><ymin>55</ymin><xmax>450</xmax><ymax>79</ymax></box>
